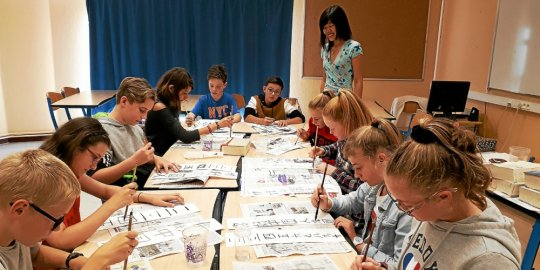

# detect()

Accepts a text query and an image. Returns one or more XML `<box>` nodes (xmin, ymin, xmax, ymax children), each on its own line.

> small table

<box><xmin>51</xmin><ymin>90</ymin><xmax>117</xmax><ymax>117</ymax></box>
<box><xmin>365</xmin><ymin>100</ymin><xmax>395</xmax><ymax>120</ymax></box>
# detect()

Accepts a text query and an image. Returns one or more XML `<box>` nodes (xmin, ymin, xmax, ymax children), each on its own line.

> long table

<box><xmin>76</xmin><ymin>189</ymin><xmax>221</xmax><ymax>270</ymax></box>
<box><xmin>219</xmin><ymin>191</ymin><xmax>357</xmax><ymax>269</ymax></box>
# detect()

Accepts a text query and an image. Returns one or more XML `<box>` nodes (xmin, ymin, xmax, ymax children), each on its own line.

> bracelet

<box><xmin>216</xmin><ymin>121</ymin><xmax>221</xmax><ymax>129</ymax></box>
<box><xmin>206</xmin><ymin>125</ymin><xmax>212</xmax><ymax>134</ymax></box>
<box><xmin>137</xmin><ymin>192</ymin><xmax>143</xmax><ymax>203</ymax></box>
<box><xmin>65</xmin><ymin>252</ymin><xmax>84</xmax><ymax>270</ymax></box>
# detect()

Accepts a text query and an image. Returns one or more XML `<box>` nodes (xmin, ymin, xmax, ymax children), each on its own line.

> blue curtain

<box><xmin>87</xmin><ymin>0</ymin><xmax>294</xmax><ymax>107</ymax></box>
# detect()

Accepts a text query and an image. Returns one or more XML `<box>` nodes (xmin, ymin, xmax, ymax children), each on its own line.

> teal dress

<box><xmin>321</xmin><ymin>39</ymin><xmax>363</xmax><ymax>93</ymax></box>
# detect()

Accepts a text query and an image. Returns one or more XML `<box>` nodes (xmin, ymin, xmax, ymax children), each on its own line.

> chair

<box><xmin>287</xmin><ymin>97</ymin><xmax>302</xmax><ymax>113</ymax></box>
<box><xmin>61</xmin><ymin>87</ymin><xmax>86</xmax><ymax>115</ymax></box>
<box><xmin>46</xmin><ymin>91</ymin><xmax>72</xmax><ymax>129</ymax></box>
<box><xmin>232</xmin><ymin>93</ymin><xmax>246</xmax><ymax>109</ymax></box>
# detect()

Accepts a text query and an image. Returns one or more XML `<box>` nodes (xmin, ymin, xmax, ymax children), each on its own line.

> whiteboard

<box><xmin>489</xmin><ymin>0</ymin><xmax>540</xmax><ymax>96</ymax></box>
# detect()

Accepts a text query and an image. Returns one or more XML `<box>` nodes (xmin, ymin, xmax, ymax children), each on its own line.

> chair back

<box><xmin>46</xmin><ymin>91</ymin><xmax>72</xmax><ymax>130</ymax></box>
<box><xmin>232</xmin><ymin>93</ymin><xmax>246</xmax><ymax>109</ymax></box>
<box><xmin>61</xmin><ymin>86</ymin><xmax>80</xmax><ymax>97</ymax></box>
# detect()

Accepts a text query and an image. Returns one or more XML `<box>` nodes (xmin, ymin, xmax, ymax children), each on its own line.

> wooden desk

<box><xmin>488</xmin><ymin>191</ymin><xmax>540</xmax><ymax>270</ymax></box>
<box><xmin>364</xmin><ymin>99</ymin><xmax>395</xmax><ymax>120</ymax></box>
<box><xmin>246</xmin><ymin>133</ymin><xmax>311</xmax><ymax>158</ymax></box>
<box><xmin>219</xmin><ymin>191</ymin><xmax>356</xmax><ymax>269</ymax></box>
<box><xmin>145</xmin><ymin>146</ymin><xmax>240</xmax><ymax>190</ymax></box>
<box><xmin>51</xmin><ymin>90</ymin><xmax>117</xmax><ymax>117</ymax></box>
<box><xmin>182</xmin><ymin>94</ymin><xmax>202</xmax><ymax>112</ymax></box>
<box><xmin>76</xmin><ymin>189</ymin><xmax>220</xmax><ymax>270</ymax></box>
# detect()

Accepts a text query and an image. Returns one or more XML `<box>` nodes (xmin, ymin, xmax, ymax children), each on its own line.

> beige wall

<box><xmin>435</xmin><ymin>0</ymin><xmax>540</xmax><ymax>156</ymax></box>
<box><xmin>0</xmin><ymin>0</ymin><xmax>88</xmax><ymax>137</ymax></box>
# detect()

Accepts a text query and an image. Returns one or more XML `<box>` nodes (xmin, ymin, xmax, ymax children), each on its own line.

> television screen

<box><xmin>427</xmin><ymin>81</ymin><xmax>471</xmax><ymax>117</ymax></box>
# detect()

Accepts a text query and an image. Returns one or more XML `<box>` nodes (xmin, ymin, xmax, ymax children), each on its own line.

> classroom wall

<box><xmin>0</xmin><ymin>0</ymin><xmax>88</xmax><ymax>137</ymax></box>
<box><xmin>435</xmin><ymin>0</ymin><xmax>540</xmax><ymax>156</ymax></box>
<box><xmin>289</xmin><ymin>0</ymin><xmax>443</xmax><ymax>118</ymax></box>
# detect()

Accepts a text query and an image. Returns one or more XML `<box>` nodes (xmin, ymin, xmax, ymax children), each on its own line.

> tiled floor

<box><xmin>0</xmin><ymin>141</ymin><xmax>101</xmax><ymax>218</ymax></box>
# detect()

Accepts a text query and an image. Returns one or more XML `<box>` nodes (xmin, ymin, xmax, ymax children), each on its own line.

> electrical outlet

<box><xmin>506</xmin><ymin>100</ymin><xmax>512</xmax><ymax>107</ymax></box>
<box><xmin>521</xmin><ymin>102</ymin><xmax>531</xmax><ymax>111</ymax></box>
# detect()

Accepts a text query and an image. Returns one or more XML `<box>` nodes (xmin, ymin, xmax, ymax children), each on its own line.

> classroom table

<box><xmin>219</xmin><ymin>191</ymin><xmax>357</xmax><ymax>269</ymax></box>
<box><xmin>51</xmin><ymin>90</ymin><xmax>117</xmax><ymax>117</ymax></box>
<box><xmin>365</xmin><ymin>99</ymin><xmax>395</xmax><ymax>120</ymax></box>
<box><xmin>75</xmin><ymin>189</ymin><xmax>221</xmax><ymax>270</ymax></box>
<box><xmin>246</xmin><ymin>132</ymin><xmax>311</xmax><ymax>158</ymax></box>
<box><xmin>144</xmin><ymin>145</ymin><xmax>240</xmax><ymax>190</ymax></box>
<box><xmin>182</xmin><ymin>94</ymin><xmax>202</xmax><ymax>112</ymax></box>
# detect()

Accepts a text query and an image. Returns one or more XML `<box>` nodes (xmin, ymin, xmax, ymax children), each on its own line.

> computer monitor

<box><xmin>426</xmin><ymin>81</ymin><xmax>471</xmax><ymax>118</ymax></box>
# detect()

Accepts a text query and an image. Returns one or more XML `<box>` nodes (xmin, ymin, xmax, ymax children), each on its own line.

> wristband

<box><xmin>66</xmin><ymin>252</ymin><xmax>84</xmax><ymax>270</ymax></box>
<box><xmin>206</xmin><ymin>125</ymin><xmax>212</xmax><ymax>134</ymax></box>
<box><xmin>137</xmin><ymin>192</ymin><xmax>143</xmax><ymax>203</ymax></box>
<box><xmin>216</xmin><ymin>121</ymin><xmax>221</xmax><ymax>129</ymax></box>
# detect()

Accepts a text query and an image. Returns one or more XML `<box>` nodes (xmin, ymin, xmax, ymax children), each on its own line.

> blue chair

<box><xmin>46</xmin><ymin>91</ymin><xmax>72</xmax><ymax>129</ymax></box>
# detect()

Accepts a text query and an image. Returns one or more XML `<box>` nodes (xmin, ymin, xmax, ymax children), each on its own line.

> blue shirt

<box><xmin>191</xmin><ymin>93</ymin><xmax>239</xmax><ymax>119</ymax></box>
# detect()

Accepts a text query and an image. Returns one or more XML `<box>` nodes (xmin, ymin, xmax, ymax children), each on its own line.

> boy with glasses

<box><xmin>0</xmin><ymin>150</ymin><xmax>137</xmax><ymax>270</ymax></box>
<box><xmin>244</xmin><ymin>76</ymin><xmax>305</xmax><ymax>126</ymax></box>
<box><xmin>92</xmin><ymin>77</ymin><xmax>179</xmax><ymax>187</ymax></box>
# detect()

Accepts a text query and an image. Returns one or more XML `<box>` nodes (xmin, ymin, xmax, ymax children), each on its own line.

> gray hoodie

<box><xmin>389</xmin><ymin>198</ymin><xmax>521</xmax><ymax>270</ymax></box>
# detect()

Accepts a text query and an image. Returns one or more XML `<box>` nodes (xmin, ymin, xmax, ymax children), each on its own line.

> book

<box><xmin>524</xmin><ymin>171</ymin><xmax>540</xmax><ymax>191</ymax></box>
<box><xmin>519</xmin><ymin>186</ymin><xmax>540</xmax><ymax>208</ymax></box>
<box><xmin>490</xmin><ymin>178</ymin><xmax>524</xmax><ymax>197</ymax></box>
<box><xmin>489</xmin><ymin>161</ymin><xmax>540</xmax><ymax>182</ymax></box>
<box><xmin>222</xmin><ymin>138</ymin><xmax>251</xmax><ymax>156</ymax></box>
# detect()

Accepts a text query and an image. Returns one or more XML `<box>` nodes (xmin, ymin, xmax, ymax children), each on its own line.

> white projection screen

<box><xmin>489</xmin><ymin>0</ymin><xmax>540</xmax><ymax>96</ymax></box>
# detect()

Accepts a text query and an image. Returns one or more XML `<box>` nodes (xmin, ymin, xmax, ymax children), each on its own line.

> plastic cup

<box><xmin>183</xmin><ymin>225</ymin><xmax>208</xmax><ymax>267</ymax></box>
<box><xmin>234</xmin><ymin>224</ymin><xmax>251</xmax><ymax>261</ymax></box>
<box><xmin>202</xmin><ymin>135</ymin><xmax>213</xmax><ymax>151</ymax></box>
<box><xmin>509</xmin><ymin>146</ymin><xmax>531</xmax><ymax>162</ymax></box>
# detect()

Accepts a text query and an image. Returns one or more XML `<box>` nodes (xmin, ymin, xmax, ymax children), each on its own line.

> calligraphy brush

<box><xmin>361</xmin><ymin>211</ymin><xmax>377</xmax><ymax>262</ymax></box>
<box><xmin>294</xmin><ymin>122</ymin><xmax>307</xmax><ymax>145</ymax></box>
<box><xmin>314</xmin><ymin>162</ymin><xmax>329</xmax><ymax>221</ymax></box>
<box><xmin>312</xmin><ymin>127</ymin><xmax>319</xmax><ymax>167</ymax></box>
<box><xmin>229</xmin><ymin>104</ymin><xmax>234</xmax><ymax>138</ymax></box>
<box><xmin>123</xmin><ymin>211</ymin><xmax>133</xmax><ymax>270</ymax></box>
<box><xmin>124</xmin><ymin>135</ymin><xmax>146</xmax><ymax>220</ymax></box>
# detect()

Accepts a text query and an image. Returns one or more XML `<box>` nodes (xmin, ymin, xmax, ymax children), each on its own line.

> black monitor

<box><xmin>426</xmin><ymin>80</ymin><xmax>471</xmax><ymax>118</ymax></box>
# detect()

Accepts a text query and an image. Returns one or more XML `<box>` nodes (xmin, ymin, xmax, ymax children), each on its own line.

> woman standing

<box><xmin>319</xmin><ymin>5</ymin><xmax>364</xmax><ymax>98</ymax></box>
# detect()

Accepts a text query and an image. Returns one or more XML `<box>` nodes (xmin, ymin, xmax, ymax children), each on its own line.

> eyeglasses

<box><xmin>9</xmin><ymin>202</ymin><xmax>64</xmax><ymax>231</ymax></box>
<box><xmin>266</xmin><ymin>88</ymin><xmax>281</xmax><ymax>95</ymax></box>
<box><xmin>387</xmin><ymin>188</ymin><xmax>458</xmax><ymax>216</ymax></box>
<box><xmin>87</xmin><ymin>148</ymin><xmax>103</xmax><ymax>164</ymax></box>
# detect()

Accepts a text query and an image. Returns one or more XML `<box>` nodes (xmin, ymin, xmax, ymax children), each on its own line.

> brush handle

<box><xmin>314</xmin><ymin>163</ymin><xmax>329</xmax><ymax>220</ymax></box>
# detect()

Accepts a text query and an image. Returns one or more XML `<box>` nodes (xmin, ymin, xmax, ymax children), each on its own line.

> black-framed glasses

<box><xmin>387</xmin><ymin>188</ymin><xmax>458</xmax><ymax>216</ymax></box>
<box><xmin>9</xmin><ymin>202</ymin><xmax>64</xmax><ymax>231</ymax></box>
<box><xmin>266</xmin><ymin>88</ymin><xmax>281</xmax><ymax>95</ymax></box>
<box><xmin>86</xmin><ymin>148</ymin><xmax>103</xmax><ymax>164</ymax></box>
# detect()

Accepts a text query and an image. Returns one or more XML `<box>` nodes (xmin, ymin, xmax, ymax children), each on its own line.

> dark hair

<box><xmin>207</xmin><ymin>64</ymin><xmax>228</xmax><ymax>83</ymax></box>
<box><xmin>40</xmin><ymin>117</ymin><xmax>111</xmax><ymax>166</ymax></box>
<box><xmin>319</xmin><ymin>5</ymin><xmax>352</xmax><ymax>52</ymax></box>
<box><xmin>155</xmin><ymin>67</ymin><xmax>194</xmax><ymax>114</ymax></box>
<box><xmin>264</xmin><ymin>76</ymin><xmax>284</xmax><ymax>90</ymax></box>
<box><xmin>386</xmin><ymin>118</ymin><xmax>491</xmax><ymax>210</ymax></box>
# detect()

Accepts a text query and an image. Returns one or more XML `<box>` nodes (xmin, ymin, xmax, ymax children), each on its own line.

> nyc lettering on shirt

<box><xmin>208</xmin><ymin>105</ymin><xmax>229</xmax><ymax>119</ymax></box>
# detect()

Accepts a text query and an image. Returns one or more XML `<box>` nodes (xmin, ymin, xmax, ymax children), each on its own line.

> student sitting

<box><xmin>0</xmin><ymin>150</ymin><xmax>137</xmax><ymax>270</ymax></box>
<box><xmin>145</xmin><ymin>67</ymin><xmax>232</xmax><ymax>156</ymax></box>
<box><xmin>186</xmin><ymin>64</ymin><xmax>241</xmax><ymax>125</ymax></box>
<box><xmin>350</xmin><ymin>118</ymin><xmax>521</xmax><ymax>270</ymax></box>
<box><xmin>297</xmin><ymin>90</ymin><xmax>338</xmax><ymax>165</ymax></box>
<box><xmin>312</xmin><ymin>119</ymin><xmax>412</xmax><ymax>265</ymax></box>
<box><xmin>92</xmin><ymin>77</ymin><xmax>178</xmax><ymax>187</ymax></box>
<box><xmin>310</xmin><ymin>89</ymin><xmax>373</xmax><ymax>194</ymax></box>
<box><xmin>39</xmin><ymin>117</ymin><xmax>183</xmax><ymax>251</ymax></box>
<box><xmin>244</xmin><ymin>76</ymin><xmax>305</xmax><ymax>127</ymax></box>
